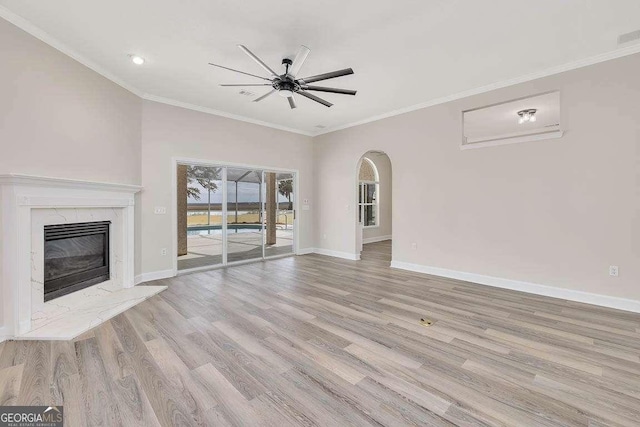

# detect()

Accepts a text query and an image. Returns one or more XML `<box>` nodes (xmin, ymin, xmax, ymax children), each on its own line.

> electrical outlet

<box><xmin>411</xmin><ymin>242</ymin><xmax>417</xmax><ymax>250</ymax></box>
<box><xmin>323</xmin><ymin>233</ymin><xmax>327</xmax><ymax>240</ymax></box>
<box><xmin>609</xmin><ymin>265</ymin><xmax>619</xmax><ymax>277</ymax></box>
<box><xmin>161</xmin><ymin>248</ymin><xmax>167</xmax><ymax>256</ymax></box>
<box><xmin>154</xmin><ymin>207</ymin><xmax>167</xmax><ymax>215</ymax></box>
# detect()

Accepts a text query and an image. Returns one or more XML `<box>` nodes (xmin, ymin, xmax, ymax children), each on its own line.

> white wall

<box><xmin>0</xmin><ymin>19</ymin><xmax>142</xmax><ymax>185</ymax></box>
<box><xmin>315</xmin><ymin>53</ymin><xmax>640</xmax><ymax>303</ymax></box>
<box><xmin>362</xmin><ymin>153</ymin><xmax>392</xmax><ymax>242</ymax></box>
<box><xmin>140</xmin><ymin>101</ymin><xmax>314</xmax><ymax>276</ymax></box>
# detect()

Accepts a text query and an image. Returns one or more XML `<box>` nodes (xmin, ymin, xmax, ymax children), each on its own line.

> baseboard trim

<box><xmin>134</xmin><ymin>269</ymin><xmax>175</xmax><ymax>285</ymax></box>
<box><xmin>0</xmin><ymin>326</ymin><xmax>9</xmax><ymax>343</ymax></box>
<box><xmin>313</xmin><ymin>248</ymin><xmax>360</xmax><ymax>261</ymax></box>
<box><xmin>296</xmin><ymin>247</ymin><xmax>315</xmax><ymax>255</ymax></box>
<box><xmin>390</xmin><ymin>260</ymin><xmax>640</xmax><ymax>314</ymax></box>
<box><xmin>363</xmin><ymin>235</ymin><xmax>392</xmax><ymax>244</ymax></box>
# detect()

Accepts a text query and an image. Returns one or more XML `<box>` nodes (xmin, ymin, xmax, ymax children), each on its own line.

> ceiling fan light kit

<box><xmin>209</xmin><ymin>44</ymin><xmax>356</xmax><ymax>109</ymax></box>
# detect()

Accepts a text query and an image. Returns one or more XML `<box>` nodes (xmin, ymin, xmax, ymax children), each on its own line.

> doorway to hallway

<box><xmin>356</xmin><ymin>151</ymin><xmax>392</xmax><ymax>261</ymax></box>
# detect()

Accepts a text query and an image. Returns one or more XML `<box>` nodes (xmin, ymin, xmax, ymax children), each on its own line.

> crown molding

<box><xmin>142</xmin><ymin>94</ymin><xmax>313</xmax><ymax>136</ymax></box>
<box><xmin>313</xmin><ymin>43</ymin><xmax>640</xmax><ymax>136</ymax></box>
<box><xmin>3</xmin><ymin>7</ymin><xmax>640</xmax><ymax>139</ymax></box>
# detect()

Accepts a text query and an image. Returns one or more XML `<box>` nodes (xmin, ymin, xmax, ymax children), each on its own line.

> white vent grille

<box><xmin>239</xmin><ymin>90</ymin><xmax>255</xmax><ymax>97</ymax></box>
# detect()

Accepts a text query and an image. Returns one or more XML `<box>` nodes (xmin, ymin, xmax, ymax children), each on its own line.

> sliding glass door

<box><xmin>177</xmin><ymin>163</ymin><xmax>295</xmax><ymax>271</ymax></box>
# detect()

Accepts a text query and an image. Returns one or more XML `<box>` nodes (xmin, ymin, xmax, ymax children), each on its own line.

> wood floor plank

<box><xmin>17</xmin><ymin>340</ymin><xmax>50</xmax><ymax>406</ymax></box>
<box><xmin>76</xmin><ymin>337</ymin><xmax>123</xmax><ymax>426</ymax></box>
<box><xmin>50</xmin><ymin>341</ymin><xmax>87</xmax><ymax>427</ymax></box>
<box><xmin>186</xmin><ymin>320</ymin><xmax>271</xmax><ymax>400</ymax></box>
<box><xmin>356</xmin><ymin>376</ymin><xmax>457</xmax><ymax>427</ymax></box>
<box><xmin>308</xmin><ymin>317</ymin><xmax>423</xmax><ymax>370</ymax></box>
<box><xmin>145</xmin><ymin>336</ymin><xmax>218</xmax><ymax>416</ymax></box>
<box><xmin>0</xmin><ymin>364</ymin><xmax>23</xmax><ymax>406</ymax></box>
<box><xmin>192</xmin><ymin>363</ymin><xmax>257</xmax><ymax>426</ymax></box>
<box><xmin>93</xmin><ymin>322</ymin><xmax>135</xmax><ymax>380</ymax></box>
<box><xmin>211</xmin><ymin>320</ymin><xmax>293</xmax><ymax>374</ymax></box>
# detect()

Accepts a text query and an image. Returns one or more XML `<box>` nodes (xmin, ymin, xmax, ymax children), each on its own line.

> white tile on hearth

<box><xmin>18</xmin><ymin>285</ymin><xmax>166</xmax><ymax>340</ymax></box>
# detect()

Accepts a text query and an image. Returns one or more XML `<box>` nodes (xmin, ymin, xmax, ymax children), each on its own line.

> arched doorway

<box><xmin>356</xmin><ymin>151</ymin><xmax>392</xmax><ymax>263</ymax></box>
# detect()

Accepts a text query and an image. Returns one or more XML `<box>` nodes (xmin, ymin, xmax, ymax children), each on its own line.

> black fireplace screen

<box><xmin>44</xmin><ymin>221</ymin><xmax>110</xmax><ymax>301</ymax></box>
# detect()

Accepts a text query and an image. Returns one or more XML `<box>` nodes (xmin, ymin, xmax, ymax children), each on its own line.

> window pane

<box><xmin>365</xmin><ymin>205</ymin><xmax>376</xmax><ymax>226</ymax></box>
<box><xmin>265</xmin><ymin>173</ymin><xmax>294</xmax><ymax>257</ymax></box>
<box><xmin>180</xmin><ymin>165</ymin><xmax>223</xmax><ymax>271</ymax></box>
<box><xmin>227</xmin><ymin>168</ymin><xmax>263</xmax><ymax>263</ymax></box>
<box><xmin>365</xmin><ymin>184</ymin><xmax>376</xmax><ymax>204</ymax></box>
<box><xmin>358</xmin><ymin>184</ymin><xmax>363</xmax><ymax>203</ymax></box>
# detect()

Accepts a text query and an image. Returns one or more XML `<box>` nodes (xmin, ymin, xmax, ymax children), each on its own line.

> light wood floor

<box><xmin>2</xmin><ymin>240</ymin><xmax>640</xmax><ymax>426</ymax></box>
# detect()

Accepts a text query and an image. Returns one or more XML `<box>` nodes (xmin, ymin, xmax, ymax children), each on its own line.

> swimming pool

<box><xmin>187</xmin><ymin>224</ymin><xmax>261</xmax><ymax>235</ymax></box>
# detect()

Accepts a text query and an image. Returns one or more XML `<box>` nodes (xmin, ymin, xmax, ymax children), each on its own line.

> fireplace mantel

<box><xmin>0</xmin><ymin>174</ymin><xmax>163</xmax><ymax>341</ymax></box>
<box><xmin>0</xmin><ymin>173</ymin><xmax>142</xmax><ymax>192</ymax></box>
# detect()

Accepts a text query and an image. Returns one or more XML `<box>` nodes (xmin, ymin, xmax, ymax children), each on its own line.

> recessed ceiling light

<box><xmin>130</xmin><ymin>55</ymin><xmax>145</xmax><ymax>65</ymax></box>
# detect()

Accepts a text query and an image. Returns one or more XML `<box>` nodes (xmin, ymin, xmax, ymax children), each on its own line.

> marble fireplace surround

<box><xmin>0</xmin><ymin>174</ymin><xmax>166</xmax><ymax>340</ymax></box>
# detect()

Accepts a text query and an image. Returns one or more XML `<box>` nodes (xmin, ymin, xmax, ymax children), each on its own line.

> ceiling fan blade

<box><xmin>238</xmin><ymin>45</ymin><xmax>278</xmax><ymax>77</ymax></box>
<box><xmin>299</xmin><ymin>68</ymin><xmax>354</xmax><ymax>84</ymax></box>
<box><xmin>288</xmin><ymin>45</ymin><xmax>310</xmax><ymax>77</ymax></box>
<box><xmin>208</xmin><ymin>63</ymin><xmax>271</xmax><ymax>81</ymax></box>
<box><xmin>302</xmin><ymin>85</ymin><xmax>356</xmax><ymax>95</ymax></box>
<box><xmin>297</xmin><ymin>91</ymin><xmax>333</xmax><ymax>107</ymax></box>
<box><xmin>219</xmin><ymin>84</ymin><xmax>271</xmax><ymax>87</ymax></box>
<box><xmin>253</xmin><ymin>89</ymin><xmax>276</xmax><ymax>102</ymax></box>
<box><xmin>288</xmin><ymin>96</ymin><xmax>297</xmax><ymax>109</ymax></box>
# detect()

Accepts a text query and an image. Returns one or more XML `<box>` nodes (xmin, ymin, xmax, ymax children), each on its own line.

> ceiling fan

<box><xmin>209</xmin><ymin>45</ymin><xmax>356</xmax><ymax>109</ymax></box>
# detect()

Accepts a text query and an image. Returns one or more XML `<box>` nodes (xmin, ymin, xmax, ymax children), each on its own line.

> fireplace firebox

<box><xmin>44</xmin><ymin>221</ymin><xmax>110</xmax><ymax>301</ymax></box>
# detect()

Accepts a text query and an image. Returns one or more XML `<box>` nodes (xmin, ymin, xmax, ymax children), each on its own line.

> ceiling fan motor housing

<box><xmin>275</xmin><ymin>78</ymin><xmax>299</xmax><ymax>93</ymax></box>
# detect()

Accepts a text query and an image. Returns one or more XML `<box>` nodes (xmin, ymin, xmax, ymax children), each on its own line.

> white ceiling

<box><xmin>2</xmin><ymin>0</ymin><xmax>640</xmax><ymax>135</ymax></box>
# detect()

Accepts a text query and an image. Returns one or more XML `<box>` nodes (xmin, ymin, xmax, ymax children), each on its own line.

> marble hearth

<box><xmin>0</xmin><ymin>174</ymin><xmax>166</xmax><ymax>340</ymax></box>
